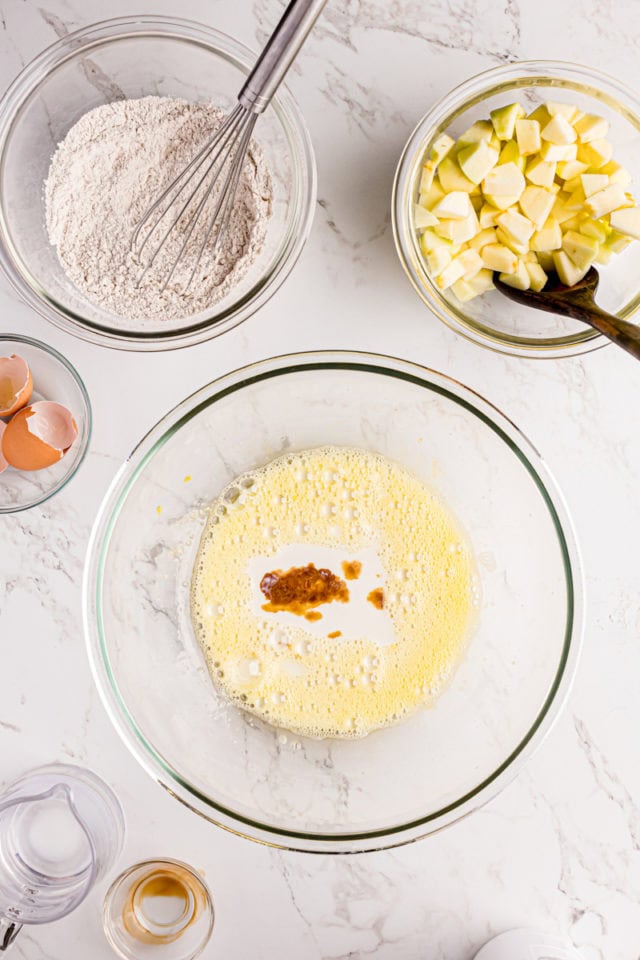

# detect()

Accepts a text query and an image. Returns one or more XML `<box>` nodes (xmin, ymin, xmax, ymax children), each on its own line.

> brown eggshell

<box><xmin>0</xmin><ymin>354</ymin><xmax>33</xmax><ymax>418</ymax></box>
<box><xmin>0</xmin><ymin>422</ymin><xmax>7</xmax><ymax>474</ymax></box>
<box><xmin>2</xmin><ymin>401</ymin><xmax>78</xmax><ymax>471</ymax></box>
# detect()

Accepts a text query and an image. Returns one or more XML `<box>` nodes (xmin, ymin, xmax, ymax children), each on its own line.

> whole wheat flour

<box><xmin>45</xmin><ymin>96</ymin><xmax>272</xmax><ymax>323</ymax></box>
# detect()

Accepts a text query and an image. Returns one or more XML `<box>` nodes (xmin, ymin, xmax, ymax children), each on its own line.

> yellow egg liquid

<box><xmin>190</xmin><ymin>446</ymin><xmax>475</xmax><ymax>739</ymax></box>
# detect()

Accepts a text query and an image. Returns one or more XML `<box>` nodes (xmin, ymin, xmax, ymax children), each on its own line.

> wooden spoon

<box><xmin>494</xmin><ymin>267</ymin><xmax>640</xmax><ymax>360</ymax></box>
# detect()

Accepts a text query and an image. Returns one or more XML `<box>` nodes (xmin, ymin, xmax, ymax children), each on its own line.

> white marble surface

<box><xmin>1</xmin><ymin>0</ymin><xmax>640</xmax><ymax>957</ymax></box>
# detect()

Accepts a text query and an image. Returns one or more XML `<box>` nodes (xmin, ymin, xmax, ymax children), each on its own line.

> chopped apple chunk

<box><xmin>483</xmin><ymin>162</ymin><xmax>526</xmax><ymax>198</ymax></box>
<box><xmin>431</xmin><ymin>191</ymin><xmax>473</xmax><ymax>220</ymax></box>
<box><xmin>484</xmin><ymin>193</ymin><xmax>522</xmax><ymax>210</ymax></box>
<box><xmin>457</xmin><ymin>120</ymin><xmax>494</xmax><ymax>147</ymax></box>
<box><xmin>540</xmin><ymin>141</ymin><xmax>578</xmax><ymax>162</ymax></box>
<box><xmin>457</xmin><ymin>140</ymin><xmax>500</xmax><ymax>185</ymax></box>
<box><xmin>584</xmin><ymin>183</ymin><xmax>627</xmax><ymax>218</ymax></box>
<box><xmin>431</xmin><ymin>133</ymin><xmax>455</xmax><ymax>165</ymax></box>
<box><xmin>414</xmin><ymin>205</ymin><xmax>439</xmax><ymax>229</ymax></box>
<box><xmin>496</xmin><ymin>208</ymin><xmax>535</xmax><ymax>245</ymax></box>
<box><xmin>525</xmin><ymin>157</ymin><xmax>556</xmax><ymax>188</ymax></box>
<box><xmin>580</xmin><ymin>174</ymin><xmax>609</xmax><ymax>197</ymax></box>
<box><xmin>469</xmin><ymin>227</ymin><xmax>498</xmax><ymax>251</ymax></box>
<box><xmin>490</xmin><ymin>103</ymin><xmax>525</xmax><ymax>140</ymax></box>
<box><xmin>576</xmin><ymin>139</ymin><xmax>613</xmax><ymax>169</ymax></box>
<box><xmin>450</xmin><ymin>278</ymin><xmax>477</xmax><ymax>302</ymax></box>
<box><xmin>481</xmin><ymin>243</ymin><xmax>518</xmax><ymax>274</ymax></box>
<box><xmin>546</xmin><ymin>101</ymin><xmax>579</xmax><ymax>122</ymax></box>
<box><xmin>419</xmin><ymin>162</ymin><xmax>436</xmax><ymax>193</ymax></box>
<box><xmin>573</xmin><ymin>114</ymin><xmax>609</xmax><ymax>143</ymax></box>
<box><xmin>515</xmin><ymin>119</ymin><xmax>541</xmax><ymax>156</ymax></box>
<box><xmin>610</xmin><ymin>207</ymin><xmax>640</xmax><ymax>239</ymax></box>
<box><xmin>600</xmin><ymin>161</ymin><xmax>631</xmax><ymax>187</ymax></box>
<box><xmin>419</xmin><ymin>181</ymin><xmax>445</xmax><ymax>210</ymax></box>
<box><xmin>497</xmin><ymin>139</ymin><xmax>526</xmax><ymax>171</ymax></box>
<box><xmin>437</xmin><ymin>155</ymin><xmax>476</xmax><ymax>194</ymax></box>
<box><xmin>531</xmin><ymin>218</ymin><xmax>563</xmax><ymax>252</ymax></box>
<box><xmin>556</xmin><ymin>160</ymin><xmax>589</xmax><ymax>181</ymax></box>
<box><xmin>553</xmin><ymin>250</ymin><xmax>589</xmax><ymax>286</ymax></box>
<box><xmin>525</xmin><ymin>260</ymin><xmax>548</xmax><ymax>291</ymax></box>
<box><xmin>562</xmin><ymin>230</ymin><xmax>599</xmax><ymax>270</ymax></box>
<box><xmin>541</xmin><ymin>114</ymin><xmax>577</xmax><ymax>145</ymax></box>
<box><xmin>435</xmin><ymin>257</ymin><xmax>467</xmax><ymax>289</ymax></box>
<box><xmin>479</xmin><ymin>204</ymin><xmax>499</xmax><ymax>228</ymax></box>
<box><xmin>519</xmin><ymin>186</ymin><xmax>556</xmax><ymax>229</ymax></box>
<box><xmin>499</xmin><ymin>259</ymin><xmax>530</xmax><ymax>290</ymax></box>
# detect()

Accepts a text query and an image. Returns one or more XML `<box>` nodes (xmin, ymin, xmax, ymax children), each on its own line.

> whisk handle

<box><xmin>238</xmin><ymin>0</ymin><xmax>328</xmax><ymax>114</ymax></box>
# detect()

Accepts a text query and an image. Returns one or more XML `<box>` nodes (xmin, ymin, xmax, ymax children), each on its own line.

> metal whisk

<box><xmin>131</xmin><ymin>0</ymin><xmax>327</xmax><ymax>292</ymax></box>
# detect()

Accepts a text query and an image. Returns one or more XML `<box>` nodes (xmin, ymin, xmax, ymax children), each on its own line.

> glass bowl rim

<box><xmin>83</xmin><ymin>349</ymin><xmax>584</xmax><ymax>852</ymax></box>
<box><xmin>0</xmin><ymin>332</ymin><xmax>91</xmax><ymax>514</ymax></box>
<box><xmin>392</xmin><ymin>59</ymin><xmax>640</xmax><ymax>359</ymax></box>
<box><xmin>0</xmin><ymin>15</ymin><xmax>317</xmax><ymax>352</ymax></box>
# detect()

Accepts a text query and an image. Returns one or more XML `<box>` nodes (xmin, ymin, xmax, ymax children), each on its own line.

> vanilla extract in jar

<box><xmin>103</xmin><ymin>859</ymin><xmax>214</xmax><ymax>960</ymax></box>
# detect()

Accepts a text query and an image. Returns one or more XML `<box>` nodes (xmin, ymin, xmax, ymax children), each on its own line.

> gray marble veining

<box><xmin>1</xmin><ymin>0</ymin><xmax>640</xmax><ymax>958</ymax></box>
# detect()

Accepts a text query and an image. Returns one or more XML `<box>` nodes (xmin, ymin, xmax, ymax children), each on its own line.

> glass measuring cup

<box><xmin>0</xmin><ymin>763</ymin><xmax>124</xmax><ymax>949</ymax></box>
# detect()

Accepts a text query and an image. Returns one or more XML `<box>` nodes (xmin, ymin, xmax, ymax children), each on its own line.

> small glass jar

<box><xmin>103</xmin><ymin>860</ymin><xmax>214</xmax><ymax>960</ymax></box>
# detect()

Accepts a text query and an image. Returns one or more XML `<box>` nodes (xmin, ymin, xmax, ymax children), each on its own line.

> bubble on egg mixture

<box><xmin>190</xmin><ymin>446</ymin><xmax>476</xmax><ymax>739</ymax></box>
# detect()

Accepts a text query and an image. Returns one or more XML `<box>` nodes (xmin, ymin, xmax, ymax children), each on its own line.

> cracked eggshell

<box><xmin>2</xmin><ymin>400</ymin><xmax>77</xmax><ymax>471</ymax></box>
<box><xmin>0</xmin><ymin>422</ymin><xmax>7</xmax><ymax>474</ymax></box>
<box><xmin>0</xmin><ymin>354</ymin><xmax>33</xmax><ymax>418</ymax></box>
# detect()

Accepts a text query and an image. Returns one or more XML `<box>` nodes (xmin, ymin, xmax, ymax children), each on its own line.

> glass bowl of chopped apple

<box><xmin>393</xmin><ymin>61</ymin><xmax>640</xmax><ymax>358</ymax></box>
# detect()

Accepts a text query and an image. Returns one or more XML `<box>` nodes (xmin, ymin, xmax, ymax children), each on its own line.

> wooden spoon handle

<box><xmin>580</xmin><ymin>304</ymin><xmax>640</xmax><ymax>361</ymax></box>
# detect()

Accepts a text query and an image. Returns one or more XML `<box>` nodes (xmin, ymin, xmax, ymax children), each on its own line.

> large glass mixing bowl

<box><xmin>84</xmin><ymin>353</ymin><xmax>583</xmax><ymax>852</ymax></box>
<box><xmin>0</xmin><ymin>17</ymin><xmax>316</xmax><ymax>351</ymax></box>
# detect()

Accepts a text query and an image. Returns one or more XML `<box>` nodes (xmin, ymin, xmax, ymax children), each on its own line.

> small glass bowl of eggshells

<box><xmin>393</xmin><ymin>61</ymin><xmax>640</xmax><ymax>358</ymax></box>
<box><xmin>0</xmin><ymin>335</ymin><xmax>91</xmax><ymax>513</ymax></box>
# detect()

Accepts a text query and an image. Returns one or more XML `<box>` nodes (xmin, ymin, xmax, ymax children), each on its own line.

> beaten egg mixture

<box><xmin>191</xmin><ymin>446</ymin><xmax>475</xmax><ymax>738</ymax></box>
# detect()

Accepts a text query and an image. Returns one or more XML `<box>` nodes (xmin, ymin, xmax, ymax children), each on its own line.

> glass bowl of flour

<box><xmin>0</xmin><ymin>17</ymin><xmax>316</xmax><ymax>351</ymax></box>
